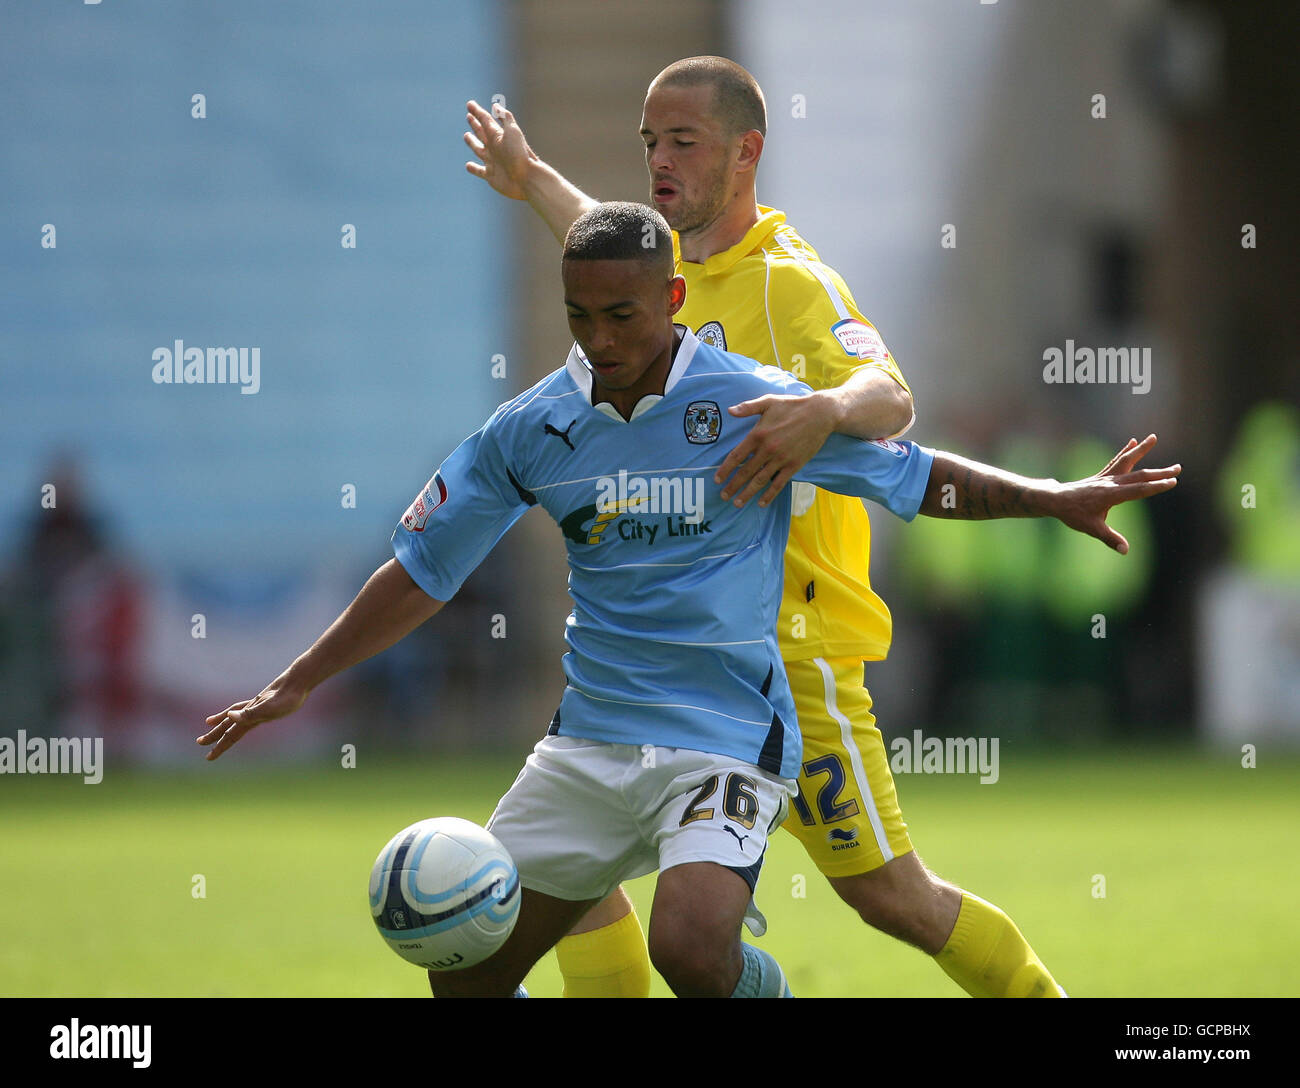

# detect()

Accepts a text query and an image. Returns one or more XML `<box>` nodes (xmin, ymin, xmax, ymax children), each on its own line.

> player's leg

<box><xmin>828</xmin><ymin>855</ymin><xmax>1063</xmax><ymax>998</ymax></box>
<box><xmin>827</xmin><ymin>849</ymin><xmax>958</xmax><ymax>952</ymax></box>
<box><xmin>429</xmin><ymin>887</ymin><xmax>598</xmax><ymax>997</ymax></box>
<box><xmin>463</xmin><ymin>733</ymin><xmax>649</xmax><ymax>997</ymax></box>
<box><xmin>641</xmin><ymin>749</ymin><xmax>795</xmax><ymax>998</ymax></box>
<box><xmin>786</xmin><ymin>656</ymin><xmax>1064</xmax><ymax>997</ymax></box>
<box><xmin>555</xmin><ymin>885</ymin><xmax>652</xmax><ymax>998</ymax></box>
<box><xmin>647</xmin><ymin>861</ymin><xmax>789</xmax><ymax>997</ymax></box>
<box><xmin>833</xmin><ymin>856</ymin><xmax>1063</xmax><ymax>997</ymax></box>
<box><xmin>931</xmin><ymin>886</ymin><xmax>1063</xmax><ymax>998</ymax></box>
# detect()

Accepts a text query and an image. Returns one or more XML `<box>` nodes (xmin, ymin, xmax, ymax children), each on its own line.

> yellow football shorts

<box><xmin>781</xmin><ymin>656</ymin><xmax>912</xmax><ymax>877</ymax></box>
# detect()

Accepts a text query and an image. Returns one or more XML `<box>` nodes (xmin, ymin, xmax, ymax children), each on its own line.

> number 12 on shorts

<box><xmin>790</xmin><ymin>753</ymin><xmax>861</xmax><ymax>826</ymax></box>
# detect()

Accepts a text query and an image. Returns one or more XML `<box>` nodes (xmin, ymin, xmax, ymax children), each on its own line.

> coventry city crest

<box><xmin>684</xmin><ymin>401</ymin><xmax>722</xmax><ymax>444</ymax></box>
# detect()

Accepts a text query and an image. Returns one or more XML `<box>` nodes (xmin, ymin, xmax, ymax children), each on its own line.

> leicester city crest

<box><xmin>684</xmin><ymin>400</ymin><xmax>721</xmax><ymax>444</ymax></box>
<box><xmin>696</xmin><ymin>321</ymin><xmax>727</xmax><ymax>350</ymax></box>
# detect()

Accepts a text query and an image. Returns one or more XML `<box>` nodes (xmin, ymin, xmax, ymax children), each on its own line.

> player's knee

<box><xmin>646</xmin><ymin>919</ymin><xmax>738</xmax><ymax>997</ymax></box>
<box><xmin>648</xmin><ymin>942</ymin><xmax>736</xmax><ymax>997</ymax></box>
<box><xmin>831</xmin><ymin>858</ymin><xmax>956</xmax><ymax>952</ymax></box>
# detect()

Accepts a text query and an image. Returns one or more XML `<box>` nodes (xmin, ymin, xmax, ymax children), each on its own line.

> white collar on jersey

<box><xmin>565</xmin><ymin>324</ymin><xmax>700</xmax><ymax>422</ymax></box>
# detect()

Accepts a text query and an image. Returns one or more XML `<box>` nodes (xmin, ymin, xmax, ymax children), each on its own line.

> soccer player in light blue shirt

<box><xmin>199</xmin><ymin>203</ymin><xmax>1178</xmax><ymax>998</ymax></box>
<box><xmin>390</xmin><ymin>319</ymin><xmax>932</xmax><ymax>783</ymax></box>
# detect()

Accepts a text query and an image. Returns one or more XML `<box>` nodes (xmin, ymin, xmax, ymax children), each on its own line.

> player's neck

<box><xmin>594</xmin><ymin>326</ymin><xmax>683</xmax><ymax>421</ymax></box>
<box><xmin>677</xmin><ymin>195</ymin><xmax>761</xmax><ymax>264</ymax></box>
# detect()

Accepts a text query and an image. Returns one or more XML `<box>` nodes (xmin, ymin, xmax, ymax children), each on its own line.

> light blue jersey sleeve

<box><xmin>745</xmin><ymin>363</ymin><xmax>934</xmax><ymax>521</ymax></box>
<box><xmin>796</xmin><ymin>435</ymin><xmax>935</xmax><ymax>522</ymax></box>
<box><xmin>391</xmin><ymin>410</ymin><xmax>533</xmax><ymax>602</ymax></box>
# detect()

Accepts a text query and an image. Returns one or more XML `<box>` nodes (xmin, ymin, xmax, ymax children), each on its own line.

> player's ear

<box><xmin>667</xmin><ymin>275</ymin><xmax>687</xmax><ymax>316</ymax></box>
<box><xmin>735</xmin><ymin>129</ymin><xmax>763</xmax><ymax>173</ymax></box>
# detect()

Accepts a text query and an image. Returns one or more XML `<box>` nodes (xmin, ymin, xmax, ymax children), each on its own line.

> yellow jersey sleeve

<box><xmin>764</xmin><ymin>230</ymin><xmax>912</xmax><ymax>400</ymax></box>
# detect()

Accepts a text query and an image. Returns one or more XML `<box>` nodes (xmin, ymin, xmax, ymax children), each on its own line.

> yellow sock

<box><xmin>934</xmin><ymin>893</ymin><xmax>1064</xmax><ymax>998</ymax></box>
<box><xmin>555</xmin><ymin>908</ymin><xmax>651</xmax><ymax>998</ymax></box>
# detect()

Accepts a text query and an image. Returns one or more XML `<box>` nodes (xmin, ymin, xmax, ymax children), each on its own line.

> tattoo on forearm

<box><xmin>928</xmin><ymin>459</ymin><xmax>1035</xmax><ymax>519</ymax></box>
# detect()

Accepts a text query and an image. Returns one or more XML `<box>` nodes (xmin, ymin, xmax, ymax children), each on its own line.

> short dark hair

<box><xmin>563</xmin><ymin>201</ymin><xmax>673</xmax><ymax>277</ymax></box>
<box><xmin>651</xmin><ymin>56</ymin><xmax>767</xmax><ymax>138</ymax></box>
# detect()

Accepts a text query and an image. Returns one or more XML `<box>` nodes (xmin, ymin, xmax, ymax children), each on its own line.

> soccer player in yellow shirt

<box><xmin>462</xmin><ymin>57</ymin><xmax>1092</xmax><ymax>997</ymax></box>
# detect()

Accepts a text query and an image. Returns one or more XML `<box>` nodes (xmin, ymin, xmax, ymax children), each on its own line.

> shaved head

<box><xmin>650</xmin><ymin>56</ymin><xmax>767</xmax><ymax>138</ymax></box>
<box><xmin>563</xmin><ymin>201</ymin><xmax>674</xmax><ymax>279</ymax></box>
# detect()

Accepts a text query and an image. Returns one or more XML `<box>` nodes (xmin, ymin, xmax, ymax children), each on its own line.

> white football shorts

<box><xmin>486</xmin><ymin>735</ymin><xmax>795</xmax><ymax>924</ymax></box>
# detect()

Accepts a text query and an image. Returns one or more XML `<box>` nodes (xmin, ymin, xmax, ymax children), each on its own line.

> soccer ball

<box><xmin>369</xmin><ymin>817</ymin><xmax>521</xmax><ymax>972</ymax></box>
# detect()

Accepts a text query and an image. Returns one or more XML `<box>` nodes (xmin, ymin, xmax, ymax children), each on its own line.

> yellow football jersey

<box><xmin>673</xmin><ymin>207</ymin><xmax>913</xmax><ymax>662</ymax></box>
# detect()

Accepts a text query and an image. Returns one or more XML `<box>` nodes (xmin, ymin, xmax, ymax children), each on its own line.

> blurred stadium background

<box><xmin>1</xmin><ymin>0</ymin><xmax>1297</xmax><ymax>997</ymax></box>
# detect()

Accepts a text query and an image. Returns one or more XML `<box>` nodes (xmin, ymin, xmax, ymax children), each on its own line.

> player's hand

<box><xmin>464</xmin><ymin>99</ymin><xmax>537</xmax><ymax>200</ymax></box>
<box><xmin>197</xmin><ymin>672</ymin><xmax>308</xmax><ymax>761</ymax></box>
<box><xmin>715</xmin><ymin>393</ymin><xmax>839</xmax><ymax>508</ymax></box>
<box><xmin>1050</xmin><ymin>434</ymin><xmax>1180</xmax><ymax>554</ymax></box>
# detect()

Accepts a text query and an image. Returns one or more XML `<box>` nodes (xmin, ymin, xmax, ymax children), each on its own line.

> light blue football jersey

<box><xmin>393</xmin><ymin>327</ymin><xmax>934</xmax><ymax>779</ymax></box>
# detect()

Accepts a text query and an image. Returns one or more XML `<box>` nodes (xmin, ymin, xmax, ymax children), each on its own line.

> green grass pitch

<box><xmin>1</xmin><ymin>747</ymin><xmax>1295</xmax><ymax>997</ymax></box>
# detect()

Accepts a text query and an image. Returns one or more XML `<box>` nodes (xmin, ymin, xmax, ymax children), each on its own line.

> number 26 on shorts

<box><xmin>679</xmin><ymin>772</ymin><xmax>761</xmax><ymax>830</ymax></box>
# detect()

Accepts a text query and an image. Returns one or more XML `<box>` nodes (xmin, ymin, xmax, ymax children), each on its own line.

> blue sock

<box><xmin>729</xmin><ymin>943</ymin><xmax>793</xmax><ymax>998</ymax></box>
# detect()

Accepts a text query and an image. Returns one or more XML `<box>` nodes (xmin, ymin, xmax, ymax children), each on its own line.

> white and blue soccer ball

<box><xmin>369</xmin><ymin>817</ymin><xmax>521</xmax><ymax>972</ymax></box>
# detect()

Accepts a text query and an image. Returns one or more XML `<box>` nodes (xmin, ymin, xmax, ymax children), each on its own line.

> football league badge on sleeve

<box><xmin>830</xmin><ymin>318</ymin><xmax>890</xmax><ymax>362</ymax></box>
<box><xmin>684</xmin><ymin>401</ymin><xmax>722</xmax><ymax>444</ymax></box>
<box><xmin>402</xmin><ymin>472</ymin><xmax>447</xmax><ymax>532</ymax></box>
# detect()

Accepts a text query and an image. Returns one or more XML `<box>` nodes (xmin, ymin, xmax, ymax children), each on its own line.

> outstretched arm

<box><xmin>920</xmin><ymin>435</ymin><xmax>1180</xmax><ymax>554</ymax></box>
<box><xmin>197</xmin><ymin>559</ymin><xmax>443</xmax><ymax>761</ymax></box>
<box><xmin>464</xmin><ymin>99</ymin><xmax>597</xmax><ymax>244</ymax></box>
